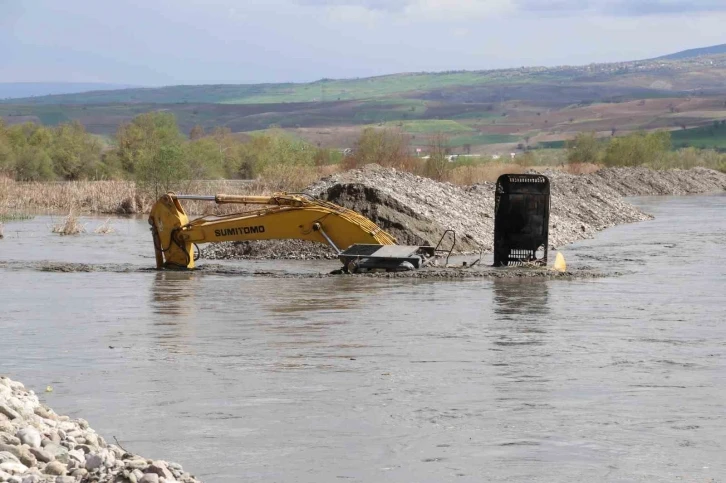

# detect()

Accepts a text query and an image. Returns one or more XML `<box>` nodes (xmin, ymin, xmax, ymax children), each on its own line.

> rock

<box><xmin>33</xmin><ymin>406</ymin><xmax>54</xmax><ymax>421</ymax></box>
<box><xmin>28</xmin><ymin>448</ymin><xmax>52</xmax><ymax>464</ymax></box>
<box><xmin>85</xmin><ymin>453</ymin><xmax>103</xmax><ymax>471</ymax></box>
<box><xmin>139</xmin><ymin>474</ymin><xmax>159</xmax><ymax>483</ymax></box>
<box><xmin>145</xmin><ymin>461</ymin><xmax>172</xmax><ymax>480</ymax></box>
<box><xmin>73</xmin><ymin>445</ymin><xmax>90</xmax><ymax>455</ymax></box>
<box><xmin>83</xmin><ymin>433</ymin><xmax>99</xmax><ymax>447</ymax></box>
<box><xmin>0</xmin><ymin>452</ymin><xmax>19</xmax><ymax>465</ymax></box>
<box><xmin>70</xmin><ymin>468</ymin><xmax>87</xmax><ymax>478</ymax></box>
<box><xmin>124</xmin><ymin>459</ymin><xmax>147</xmax><ymax>470</ymax></box>
<box><xmin>16</xmin><ymin>428</ymin><xmax>41</xmax><ymax>449</ymax></box>
<box><xmin>0</xmin><ymin>444</ymin><xmax>36</xmax><ymax>468</ymax></box>
<box><xmin>42</xmin><ymin>461</ymin><xmax>66</xmax><ymax>476</ymax></box>
<box><xmin>0</xmin><ymin>435</ymin><xmax>20</xmax><ymax>447</ymax></box>
<box><xmin>68</xmin><ymin>447</ymin><xmax>84</xmax><ymax>463</ymax></box>
<box><xmin>0</xmin><ymin>406</ymin><xmax>18</xmax><ymax>422</ymax></box>
<box><xmin>0</xmin><ymin>376</ymin><xmax>203</xmax><ymax>483</ymax></box>
<box><xmin>5</xmin><ymin>398</ymin><xmax>32</xmax><ymax>419</ymax></box>
<box><xmin>42</xmin><ymin>443</ymin><xmax>68</xmax><ymax>464</ymax></box>
<box><xmin>0</xmin><ymin>461</ymin><xmax>28</xmax><ymax>475</ymax></box>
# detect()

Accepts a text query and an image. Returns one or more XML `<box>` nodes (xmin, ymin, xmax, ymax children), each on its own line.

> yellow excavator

<box><xmin>148</xmin><ymin>192</ymin><xmax>445</xmax><ymax>273</ymax></box>
<box><xmin>148</xmin><ymin>174</ymin><xmax>567</xmax><ymax>274</ymax></box>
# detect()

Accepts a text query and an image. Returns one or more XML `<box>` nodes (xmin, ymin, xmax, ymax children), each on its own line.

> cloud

<box><xmin>294</xmin><ymin>0</ymin><xmax>408</xmax><ymax>12</ymax></box>
<box><xmin>516</xmin><ymin>0</ymin><xmax>726</xmax><ymax>16</ymax></box>
<box><xmin>297</xmin><ymin>0</ymin><xmax>515</xmax><ymax>19</ymax></box>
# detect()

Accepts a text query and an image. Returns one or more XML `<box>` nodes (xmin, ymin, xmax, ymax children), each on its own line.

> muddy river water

<box><xmin>1</xmin><ymin>194</ymin><xmax>725</xmax><ymax>482</ymax></box>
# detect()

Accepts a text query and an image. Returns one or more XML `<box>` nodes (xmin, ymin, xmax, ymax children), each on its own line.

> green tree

<box><xmin>135</xmin><ymin>144</ymin><xmax>189</xmax><ymax>199</ymax></box>
<box><xmin>50</xmin><ymin>121</ymin><xmax>103</xmax><ymax>179</ymax></box>
<box><xmin>0</xmin><ymin>121</ymin><xmax>15</xmax><ymax>175</ymax></box>
<box><xmin>346</xmin><ymin>127</ymin><xmax>412</xmax><ymax>169</ymax></box>
<box><xmin>601</xmin><ymin>131</ymin><xmax>671</xmax><ymax>167</ymax></box>
<box><xmin>237</xmin><ymin>132</ymin><xmax>315</xmax><ymax>178</ymax></box>
<box><xmin>14</xmin><ymin>146</ymin><xmax>54</xmax><ymax>181</ymax></box>
<box><xmin>115</xmin><ymin>112</ymin><xmax>183</xmax><ymax>175</ymax></box>
<box><xmin>184</xmin><ymin>137</ymin><xmax>225</xmax><ymax>179</ymax></box>
<box><xmin>424</xmin><ymin>132</ymin><xmax>451</xmax><ymax>180</ymax></box>
<box><xmin>566</xmin><ymin>132</ymin><xmax>602</xmax><ymax>164</ymax></box>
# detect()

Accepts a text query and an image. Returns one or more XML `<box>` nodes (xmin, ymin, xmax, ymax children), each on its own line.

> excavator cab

<box><xmin>493</xmin><ymin>174</ymin><xmax>550</xmax><ymax>267</ymax></box>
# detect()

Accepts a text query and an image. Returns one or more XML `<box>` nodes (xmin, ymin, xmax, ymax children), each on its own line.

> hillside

<box><xmin>0</xmin><ymin>82</ymin><xmax>138</xmax><ymax>100</ymax></box>
<box><xmin>5</xmin><ymin>52</ymin><xmax>726</xmax><ymax>106</ymax></box>
<box><xmin>656</xmin><ymin>44</ymin><xmax>726</xmax><ymax>61</ymax></box>
<box><xmin>4</xmin><ymin>46</ymin><xmax>726</xmax><ymax>152</ymax></box>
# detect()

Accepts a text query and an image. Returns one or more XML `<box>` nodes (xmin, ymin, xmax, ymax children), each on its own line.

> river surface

<box><xmin>1</xmin><ymin>195</ymin><xmax>725</xmax><ymax>482</ymax></box>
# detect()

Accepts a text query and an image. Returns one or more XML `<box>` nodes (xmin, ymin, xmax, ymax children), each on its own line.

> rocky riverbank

<box><xmin>0</xmin><ymin>376</ymin><xmax>201</xmax><ymax>483</ymax></box>
<box><xmin>200</xmin><ymin>165</ymin><xmax>726</xmax><ymax>261</ymax></box>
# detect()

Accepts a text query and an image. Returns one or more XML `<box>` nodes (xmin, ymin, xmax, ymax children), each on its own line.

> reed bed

<box><xmin>445</xmin><ymin>163</ymin><xmax>526</xmax><ymax>185</ymax></box>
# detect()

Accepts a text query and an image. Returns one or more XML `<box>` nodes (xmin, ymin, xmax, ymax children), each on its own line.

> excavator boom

<box><xmin>148</xmin><ymin>192</ymin><xmax>397</xmax><ymax>269</ymax></box>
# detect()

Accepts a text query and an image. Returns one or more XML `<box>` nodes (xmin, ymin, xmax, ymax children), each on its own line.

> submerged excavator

<box><xmin>148</xmin><ymin>192</ymin><xmax>451</xmax><ymax>273</ymax></box>
<box><xmin>148</xmin><ymin>174</ymin><xmax>565</xmax><ymax>273</ymax></box>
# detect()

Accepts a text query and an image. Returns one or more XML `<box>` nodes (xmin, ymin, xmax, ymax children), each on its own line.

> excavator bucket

<box><xmin>493</xmin><ymin>174</ymin><xmax>550</xmax><ymax>267</ymax></box>
<box><xmin>148</xmin><ymin>193</ymin><xmax>194</xmax><ymax>269</ymax></box>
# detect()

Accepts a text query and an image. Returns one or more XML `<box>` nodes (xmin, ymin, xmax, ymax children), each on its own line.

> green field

<box><xmin>448</xmin><ymin>133</ymin><xmax>520</xmax><ymax>147</ymax></box>
<box><xmin>671</xmin><ymin>123</ymin><xmax>726</xmax><ymax>149</ymax></box>
<box><xmin>399</xmin><ymin>119</ymin><xmax>474</xmax><ymax>133</ymax></box>
<box><xmin>2</xmin><ymin>70</ymin><xmax>567</xmax><ymax>106</ymax></box>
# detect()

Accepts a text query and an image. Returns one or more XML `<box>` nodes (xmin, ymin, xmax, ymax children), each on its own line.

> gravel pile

<box><xmin>587</xmin><ymin>166</ymin><xmax>726</xmax><ymax>196</ymax></box>
<box><xmin>0</xmin><ymin>376</ymin><xmax>201</xmax><ymax>483</ymax></box>
<box><xmin>200</xmin><ymin>165</ymin><xmax>726</xmax><ymax>259</ymax></box>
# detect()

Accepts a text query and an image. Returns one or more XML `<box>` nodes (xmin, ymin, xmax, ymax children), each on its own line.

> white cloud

<box><xmin>403</xmin><ymin>0</ymin><xmax>515</xmax><ymax>20</ymax></box>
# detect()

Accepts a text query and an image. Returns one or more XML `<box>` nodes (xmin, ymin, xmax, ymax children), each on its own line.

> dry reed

<box><xmin>94</xmin><ymin>218</ymin><xmax>116</xmax><ymax>234</ymax></box>
<box><xmin>52</xmin><ymin>210</ymin><xmax>87</xmax><ymax>235</ymax></box>
<box><xmin>445</xmin><ymin>163</ymin><xmax>525</xmax><ymax>185</ymax></box>
<box><xmin>1</xmin><ymin>177</ymin><xmax>139</xmax><ymax>215</ymax></box>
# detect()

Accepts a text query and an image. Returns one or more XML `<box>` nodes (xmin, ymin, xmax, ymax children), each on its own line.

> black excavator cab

<box><xmin>493</xmin><ymin>174</ymin><xmax>550</xmax><ymax>267</ymax></box>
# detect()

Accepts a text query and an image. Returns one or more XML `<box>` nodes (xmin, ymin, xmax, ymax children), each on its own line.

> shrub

<box><xmin>601</xmin><ymin>131</ymin><xmax>671</xmax><ymax>167</ymax></box>
<box><xmin>566</xmin><ymin>132</ymin><xmax>602</xmax><ymax>164</ymax></box>
<box><xmin>343</xmin><ymin>127</ymin><xmax>415</xmax><ymax>170</ymax></box>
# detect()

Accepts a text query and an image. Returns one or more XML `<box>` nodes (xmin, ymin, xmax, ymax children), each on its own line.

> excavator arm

<box><xmin>148</xmin><ymin>192</ymin><xmax>397</xmax><ymax>269</ymax></box>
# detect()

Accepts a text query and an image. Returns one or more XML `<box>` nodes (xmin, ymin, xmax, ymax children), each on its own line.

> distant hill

<box><xmin>5</xmin><ymin>47</ymin><xmax>726</xmax><ymax>149</ymax></box>
<box><xmin>0</xmin><ymin>82</ymin><xmax>139</xmax><ymax>100</ymax></box>
<box><xmin>656</xmin><ymin>44</ymin><xmax>726</xmax><ymax>61</ymax></box>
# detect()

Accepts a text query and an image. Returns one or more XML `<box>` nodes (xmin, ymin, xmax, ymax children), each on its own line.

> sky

<box><xmin>1</xmin><ymin>0</ymin><xmax>726</xmax><ymax>86</ymax></box>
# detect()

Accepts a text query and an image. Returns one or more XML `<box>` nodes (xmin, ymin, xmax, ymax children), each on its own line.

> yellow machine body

<box><xmin>148</xmin><ymin>192</ymin><xmax>397</xmax><ymax>269</ymax></box>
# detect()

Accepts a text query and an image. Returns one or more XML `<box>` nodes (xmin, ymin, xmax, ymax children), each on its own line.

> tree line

<box><xmin>2</xmin><ymin>113</ymin><xmax>724</xmax><ymax>190</ymax></box>
<box><xmin>0</xmin><ymin>113</ymin><xmax>340</xmax><ymax>184</ymax></box>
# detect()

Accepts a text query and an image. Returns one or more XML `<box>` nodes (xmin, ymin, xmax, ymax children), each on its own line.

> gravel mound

<box><xmin>0</xmin><ymin>376</ymin><xmax>201</xmax><ymax>483</ymax></box>
<box><xmin>587</xmin><ymin>166</ymin><xmax>726</xmax><ymax>196</ymax></box>
<box><xmin>200</xmin><ymin>165</ymin><xmax>726</xmax><ymax>260</ymax></box>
